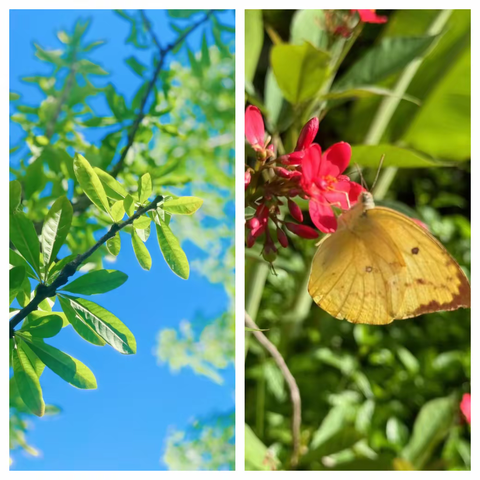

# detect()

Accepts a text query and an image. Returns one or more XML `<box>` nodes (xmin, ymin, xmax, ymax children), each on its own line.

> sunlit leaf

<box><xmin>156</xmin><ymin>217</ymin><xmax>189</xmax><ymax>279</ymax></box>
<box><xmin>132</xmin><ymin>229</ymin><xmax>152</xmax><ymax>271</ymax></box>
<box><xmin>10</xmin><ymin>212</ymin><xmax>41</xmax><ymax>277</ymax></box>
<box><xmin>61</xmin><ymin>269</ymin><xmax>128</xmax><ymax>295</ymax></box>
<box><xmin>162</xmin><ymin>196</ymin><xmax>203</xmax><ymax>215</ymax></box>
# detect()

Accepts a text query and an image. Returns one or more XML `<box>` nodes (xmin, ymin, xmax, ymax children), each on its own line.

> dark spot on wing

<box><xmin>411</xmin><ymin>247</ymin><xmax>419</xmax><ymax>255</ymax></box>
<box><xmin>365</xmin><ymin>266</ymin><xmax>373</xmax><ymax>273</ymax></box>
<box><xmin>415</xmin><ymin>278</ymin><xmax>427</xmax><ymax>285</ymax></box>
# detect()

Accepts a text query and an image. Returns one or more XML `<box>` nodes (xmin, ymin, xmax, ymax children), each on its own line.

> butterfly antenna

<box><xmin>354</xmin><ymin>163</ymin><xmax>369</xmax><ymax>191</ymax></box>
<box><xmin>371</xmin><ymin>155</ymin><xmax>385</xmax><ymax>192</ymax></box>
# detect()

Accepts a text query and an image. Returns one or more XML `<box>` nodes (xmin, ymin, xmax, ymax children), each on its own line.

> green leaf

<box><xmin>9</xmin><ymin>266</ymin><xmax>26</xmax><ymax>305</ymax></box>
<box><xmin>34</xmin><ymin>43</ymin><xmax>64</xmax><ymax>67</ymax></box>
<box><xmin>138</xmin><ymin>173</ymin><xmax>152</xmax><ymax>203</ymax></box>
<box><xmin>124</xmin><ymin>195</ymin><xmax>135</xmax><ymax>216</ymax></box>
<box><xmin>73</xmin><ymin>153</ymin><xmax>111</xmax><ymax>216</ymax></box>
<box><xmin>200</xmin><ymin>32</ymin><xmax>210</xmax><ymax>68</ymax></box>
<box><xmin>111</xmin><ymin>200</ymin><xmax>125</xmax><ymax>223</ymax></box>
<box><xmin>10</xmin><ymin>212</ymin><xmax>41</xmax><ymax>277</ymax></box>
<box><xmin>10</xmin><ymin>92</ymin><xmax>21</xmax><ymax>101</ymax></box>
<box><xmin>133</xmin><ymin>216</ymin><xmax>151</xmax><ymax>229</ymax></box>
<box><xmin>41</xmin><ymin>196</ymin><xmax>73</xmax><ymax>276</ymax></box>
<box><xmin>62</xmin><ymin>269</ymin><xmax>128</xmax><ymax>295</ymax></box>
<box><xmin>47</xmin><ymin>254</ymin><xmax>77</xmax><ymax>284</ymax></box>
<box><xmin>10</xmin><ymin>249</ymin><xmax>37</xmax><ymax>280</ymax></box>
<box><xmin>188</xmin><ymin>49</ymin><xmax>203</xmax><ymax>78</ymax></box>
<box><xmin>351</xmin><ymin>145</ymin><xmax>447</xmax><ymax>168</ymax></box>
<box><xmin>245</xmin><ymin>424</ymin><xmax>279</xmax><ymax>471</ymax></box>
<box><xmin>13</xmin><ymin>342</ymin><xmax>45</xmax><ymax>417</ymax></box>
<box><xmin>290</xmin><ymin>9</ymin><xmax>328</xmax><ymax>50</ymax></box>
<box><xmin>77</xmin><ymin>59</ymin><xmax>108</xmax><ymax>76</ymax></box>
<box><xmin>401</xmin><ymin>396</ymin><xmax>456</xmax><ymax>469</ymax></box>
<box><xmin>245</xmin><ymin>10</ymin><xmax>263</xmax><ymax>85</ymax></box>
<box><xmin>125</xmin><ymin>56</ymin><xmax>147</xmax><ymax>77</ymax></box>
<box><xmin>271</xmin><ymin>42</ymin><xmax>330</xmax><ymax>104</ymax></box>
<box><xmin>94</xmin><ymin>167</ymin><xmax>128</xmax><ymax>200</ymax></box>
<box><xmin>107</xmin><ymin>233</ymin><xmax>121</xmax><ymax>257</ymax></box>
<box><xmin>155</xmin><ymin>217</ymin><xmax>189</xmax><ymax>279</ymax></box>
<box><xmin>336</xmin><ymin>35</ymin><xmax>439</xmax><ymax>89</ymax></box>
<box><xmin>83</xmin><ymin>40</ymin><xmax>106</xmax><ymax>52</ymax></box>
<box><xmin>162</xmin><ymin>196</ymin><xmax>204</xmax><ymax>215</ymax></box>
<box><xmin>59</xmin><ymin>295</ymin><xmax>136</xmax><ymax>355</ymax></box>
<box><xmin>10</xmin><ymin>180</ymin><xmax>22</xmax><ymax>213</ymax></box>
<box><xmin>323</xmin><ymin>86</ymin><xmax>420</xmax><ymax>105</ymax></box>
<box><xmin>18</xmin><ymin>334</ymin><xmax>97</xmax><ymax>389</ymax></box>
<box><xmin>132</xmin><ymin>230</ymin><xmax>152</xmax><ymax>271</ymax></box>
<box><xmin>136</xmin><ymin>224</ymin><xmax>151</xmax><ymax>243</ymax></box>
<box><xmin>402</xmin><ymin>47</ymin><xmax>470</xmax><ymax>160</ymax></box>
<box><xmin>58</xmin><ymin>295</ymin><xmax>106</xmax><ymax>346</ymax></box>
<box><xmin>20</xmin><ymin>314</ymin><xmax>63</xmax><ymax>338</ymax></box>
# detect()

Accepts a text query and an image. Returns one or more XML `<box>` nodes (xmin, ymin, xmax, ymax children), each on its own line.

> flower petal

<box><xmin>320</xmin><ymin>142</ymin><xmax>352</xmax><ymax>178</ymax></box>
<box><xmin>355</xmin><ymin>10</ymin><xmax>388</xmax><ymax>24</ymax></box>
<box><xmin>245</xmin><ymin>106</ymin><xmax>265</xmax><ymax>148</ymax></box>
<box><xmin>323</xmin><ymin>180</ymin><xmax>352</xmax><ymax>210</ymax></box>
<box><xmin>301</xmin><ymin>144</ymin><xmax>323</xmax><ymax>185</ymax></box>
<box><xmin>295</xmin><ymin>117</ymin><xmax>319</xmax><ymax>151</ymax></box>
<box><xmin>309</xmin><ymin>198</ymin><xmax>337</xmax><ymax>233</ymax></box>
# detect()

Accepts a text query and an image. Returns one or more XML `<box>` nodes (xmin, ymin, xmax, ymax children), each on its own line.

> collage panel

<box><xmin>245</xmin><ymin>9</ymin><xmax>471</xmax><ymax>472</ymax></box>
<box><xmin>9</xmin><ymin>9</ymin><xmax>235</xmax><ymax>471</ymax></box>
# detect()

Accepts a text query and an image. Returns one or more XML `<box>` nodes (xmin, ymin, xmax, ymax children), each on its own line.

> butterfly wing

<box><xmin>308</xmin><ymin>220</ymin><xmax>407</xmax><ymax>325</ymax></box>
<box><xmin>368</xmin><ymin>207</ymin><xmax>470</xmax><ymax>319</ymax></box>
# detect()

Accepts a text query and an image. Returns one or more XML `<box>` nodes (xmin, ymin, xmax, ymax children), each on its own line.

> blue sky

<box><xmin>10</xmin><ymin>9</ymin><xmax>235</xmax><ymax>471</ymax></box>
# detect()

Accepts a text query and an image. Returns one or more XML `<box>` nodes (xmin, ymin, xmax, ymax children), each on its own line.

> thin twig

<box><xmin>10</xmin><ymin>195</ymin><xmax>164</xmax><ymax>336</ymax></box>
<box><xmin>245</xmin><ymin>311</ymin><xmax>302</xmax><ymax>467</ymax></box>
<box><xmin>140</xmin><ymin>10</ymin><xmax>162</xmax><ymax>54</ymax></box>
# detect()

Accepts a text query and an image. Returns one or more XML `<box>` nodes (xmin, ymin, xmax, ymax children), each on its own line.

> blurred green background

<box><xmin>245</xmin><ymin>9</ymin><xmax>470</xmax><ymax>471</ymax></box>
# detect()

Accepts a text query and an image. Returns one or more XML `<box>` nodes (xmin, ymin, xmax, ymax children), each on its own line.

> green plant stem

<box><xmin>246</xmin><ymin>311</ymin><xmax>302</xmax><ymax>468</ymax></box>
<box><xmin>366</xmin><ymin>9</ymin><xmax>453</xmax><ymax>200</ymax></box>
<box><xmin>9</xmin><ymin>195</ymin><xmax>164</xmax><ymax>336</ymax></box>
<box><xmin>245</xmin><ymin>259</ymin><xmax>269</xmax><ymax>322</ymax></box>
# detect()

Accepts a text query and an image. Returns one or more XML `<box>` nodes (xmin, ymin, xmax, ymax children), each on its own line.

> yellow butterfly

<box><xmin>308</xmin><ymin>192</ymin><xmax>470</xmax><ymax>325</ymax></box>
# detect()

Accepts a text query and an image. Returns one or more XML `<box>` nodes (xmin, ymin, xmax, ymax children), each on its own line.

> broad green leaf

<box><xmin>245</xmin><ymin>10</ymin><xmax>263</xmax><ymax>85</ymax></box>
<box><xmin>245</xmin><ymin>424</ymin><xmax>279</xmax><ymax>471</ymax></box>
<box><xmin>60</xmin><ymin>295</ymin><xmax>136</xmax><ymax>355</ymax></box>
<box><xmin>125</xmin><ymin>56</ymin><xmax>147</xmax><ymax>77</ymax></box>
<box><xmin>10</xmin><ymin>266</ymin><xmax>26</xmax><ymax>305</ymax></box>
<box><xmin>94</xmin><ymin>167</ymin><xmax>128</xmax><ymax>200</ymax></box>
<box><xmin>138</xmin><ymin>173</ymin><xmax>152</xmax><ymax>204</ymax></box>
<box><xmin>10</xmin><ymin>212</ymin><xmax>41</xmax><ymax>277</ymax></box>
<box><xmin>47</xmin><ymin>253</ymin><xmax>77</xmax><ymax>284</ymax></box>
<box><xmin>24</xmin><ymin>157</ymin><xmax>46</xmax><ymax>198</ymax></box>
<box><xmin>20</xmin><ymin>314</ymin><xmax>63</xmax><ymax>338</ymax></box>
<box><xmin>322</xmin><ymin>86</ymin><xmax>420</xmax><ymax>105</ymax></box>
<box><xmin>336</xmin><ymin>35</ymin><xmax>439</xmax><ymax>89</ymax></box>
<box><xmin>18</xmin><ymin>334</ymin><xmax>97</xmax><ymax>389</ymax></box>
<box><xmin>136</xmin><ymin>224</ymin><xmax>150</xmax><ymax>243</ymax></box>
<box><xmin>351</xmin><ymin>145</ymin><xmax>446</xmax><ymax>168</ymax></box>
<box><xmin>73</xmin><ymin>153</ymin><xmax>111</xmax><ymax>216</ymax></box>
<box><xmin>10</xmin><ymin>91</ymin><xmax>20</xmax><ymax>101</ymax></box>
<box><xmin>28</xmin><ymin>310</ymin><xmax>68</xmax><ymax>328</ymax></box>
<box><xmin>162</xmin><ymin>196</ymin><xmax>203</xmax><ymax>215</ymax></box>
<box><xmin>156</xmin><ymin>217</ymin><xmax>189</xmax><ymax>279</ymax></box>
<box><xmin>10</xmin><ymin>180</ymin><xmax>22</xmax><ymax>213</ymax></box>
<box><xmin>16</xmin><ymin>274</ymin><xmax>31</xmax><ymax>307</ymax></box>
<box><xmin>58</xmin><ymin>296</ymin><xmax>106</xmax><ymax>346</ymax></box>
<box><xmin>290</xmin><ymin>9</ymin><xmax>328</xmax><ymax>50</ymax></box>
<box><xmin>133</xmin><ymin>216</ymin><xmax>151</xmax><ymax>229</ymax></box>
<box><xmin>132</xmin><ymin>230</ymin><xmax>152</xmax><ymax>271</ymax></box>
<box><xmin>19</xmin><ymin>338</ymin><xmax>46</xmax><ymax>377</ymax></box>
<box><xmin>111</xmin><ymin>200</ymin><xmax>125</xmax><ymax>223</ymax></box>
<box><xmin>124</xmin><ymin>194</ymin><xmax>135</xmax><ymax>216</ymax></box>
<box><xmin>401</xmin><ymin>396</ymin><xmax>456</xmax><ymax>469</ymax></box>
<box><xmin>271</xmin><ymin>42</ymin><xmax>330</xmax><ymax>105</ymax></box>
<box><xmin>13</xmin><ymin>343</ymin><xmax>45</xmax><ymax>417</ymax></box>
<box><xmin>402</xmin><ymin>47</ymin><xmax>470</xmax><ymax>160</ymax></box>
<box><xmin>61</xmin><ymin>269</ymin><xmax>128</xmax><ymax>295</ymax></box>
<box><xmin>107</xmin><ymin>233</ymin><xmax>121</xmax><ymax>256</ymax></box>
<box><xmin>41</xmin><ymin>196</ymin><xmax>73</xmax><ymax>275</ymax></box>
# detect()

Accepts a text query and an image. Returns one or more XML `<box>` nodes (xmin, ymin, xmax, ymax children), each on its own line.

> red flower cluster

<box><xmin>245</xmin><ymin>106</ymin><xmax>364</xmax><ymax>259</ymax></box>
<box><xmin>353</xmin><ymin>9</ymin><xmax>388</xmax><ymax>24</ymax></box>
<box><xmin>460</xmin><ymin>393</ymin><xmax>471</xmax><ymax>424</ymax></box>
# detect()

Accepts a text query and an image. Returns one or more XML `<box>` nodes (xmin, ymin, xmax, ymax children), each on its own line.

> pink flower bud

<box><xmin>288</xmin><ymin>199</ymin><xmax>303</xmax><ymax>223</ymax></box>
<box><xmin>295</xmin><ymin>117</ymin><xmax>319</xmax><ymax>151</ymax></box>
<box><xmin>275</xmin><ymin>167</ymin><xmax>302</xmax><ymax>179</ymax></box>
<box><xmin>285</xmin><ymin>222</ymin><xmax>319</xmax><ymax>239</ymax></box>
<box><xmin>460</xmin><ymin>393</ymin><xmax>471</xmax><ymax>424</ymax></box>
<box><xmin>246</xmin><ymin>217</ymin><xmax>260</xmax><ymax>230</ymax></box>
<box><xmin>276</xmin><ymin>228</ymin><xmax>289</xmax><ymax>248</ymax></box>
<box><xmin>245</xmin><ymin>170</ymin><xmax>251</xmax><ymax>190</ymax></box>
<box><xmin>246</xmin><ymin>232</ymin><xmax>256</xmax><ymax>248</ymax></box>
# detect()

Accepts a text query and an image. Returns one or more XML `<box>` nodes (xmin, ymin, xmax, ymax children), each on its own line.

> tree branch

<box><xmin>10</xmin><ymin>195</ymin><xmax>164</xmax><ymax>336</ymax></box>
<box><xmin>72</xmin><ymin>10</ymin><xmax>214</xmax><ymax>214</ymax></box>
<box><xmin>245</xmin><ymin>311</ymin><xmax>302</xmax><ymax>467</ymax></box>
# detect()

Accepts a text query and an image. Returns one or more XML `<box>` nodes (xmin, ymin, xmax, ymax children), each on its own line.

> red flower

<box><xmin>285</xmin><ymin>222</ymin><xmax>319</xmax><ymax>239</ymax></box>
<box><xmin>460</xmin><ymin>393</ymin><xmax>471</xmax><ymax>424</ymax></box>
<box><xmin>353</xmin><ymin>10</ymin><xmax>388</xmax><ymax>24</ymax></box>
<box><xmin>300</xmin><ymin>142</ymin><xmax>364</xmax><ymax>233</ymax></box>
<box><xmin>245</xmin><ymin>106</ymin><xmax>264</xmax><ymax>150</ymax></box>
<box><xmin>281</xmin><ymin>117</ymin><xmax>319</xmax><ymax>166</ymax></box>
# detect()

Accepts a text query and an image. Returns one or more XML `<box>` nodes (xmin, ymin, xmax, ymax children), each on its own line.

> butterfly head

<box><xmin>359</xmin><ymin>191</ymin><xmax>375</xmax><ymax>210</ymax></box>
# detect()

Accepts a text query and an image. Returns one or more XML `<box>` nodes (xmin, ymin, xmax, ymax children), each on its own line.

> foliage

<box><xmin>9</xmin><ymin>10</ymin><xmax>234</xmax><ymax>470</ymax></box>
<box><xmin>245</xmin><ymin>9</ymin><xmax>470</xmax><ymax>471</ymax></box>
